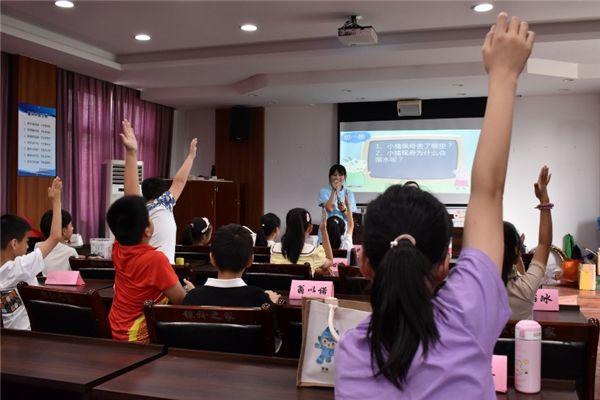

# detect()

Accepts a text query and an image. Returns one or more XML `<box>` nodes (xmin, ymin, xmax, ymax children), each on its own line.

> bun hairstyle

<box><xmin>502</xmin><ymin>221</ymin><xmax>521</xmax><ymax>285</ymax></box>
<box><xmin>326</xmin><ymin>216</ymin><xmax>346</xmax><ymax>250</ymax></box>
<box><xmin>255</xmin><ymin>213</ymin><xmax>281</xmax><ymax>247</ymax></box>
<box><xmin>364</xmin><ymin>184</ymin><xmax>452</xmax><ymax>389</ymax></box>
<box><xmin>281</xmin><ymin>208</ymin><xmax>312</xmax><ymax>264</ymax></box>
<box><xmin>181</xmin><ymin>217</ymin><xmax>212</xmax><ymax>245</ymax></box>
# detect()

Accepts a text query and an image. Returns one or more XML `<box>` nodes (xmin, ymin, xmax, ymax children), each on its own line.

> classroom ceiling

<box><xmin>2</xmin><ymin>1</ymin><xmax>600</xmax><ymax>109</ymax></box>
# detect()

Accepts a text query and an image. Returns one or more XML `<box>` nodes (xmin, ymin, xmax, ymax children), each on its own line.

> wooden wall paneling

<box><xmin>215</xmin><ymin>181</ymin><xmax>240</xmax><ymax>228</ymax></box>
<box><xmin>172</xmin><ymin>180</ymin><xmax>216</xmax><ymax>243</ymax></box>
<box><xmin>215</xmin><ymin>108</ymin><xmax>264</xmax><ymax>230</ymax></box>
<box><xmin>13</xmin><ymin>56</ymin><xmax>56</xmax><ymax>229</ymax></box>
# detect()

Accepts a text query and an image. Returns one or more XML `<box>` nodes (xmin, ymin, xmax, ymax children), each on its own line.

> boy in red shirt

<box><xmin>106</xmin><ymin>195</ymin><xmax>193</xmax><ymax>342</ymax></box>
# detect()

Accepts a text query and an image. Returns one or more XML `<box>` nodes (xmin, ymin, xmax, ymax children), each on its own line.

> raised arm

<box><xmin>120</xmin><ymin>119</ymin><xmax>142</xmax><ymax>197</ymax></box>
<box><xmin>37</xmin><ymin>177</ymin><xmax>63</xmax><ymax>258</ymax></box>
<box><xmin>463</xmin><ymin>13</ymin><xmax>535</xmax><ymax>271</ymax></box>
<box><xmin>168</xmin><ymin>138</ymin><xmax>197</xmax><ymax>201</ymax></box>
<box><xmin>344</xmin><ymin>193</ymin><xmax>355</xmax><ymax>237</ymax></box>
<box><xmin>531</xmin><ymin>166</ymin><xmax>552</xmax><ymax>266</ymax></box>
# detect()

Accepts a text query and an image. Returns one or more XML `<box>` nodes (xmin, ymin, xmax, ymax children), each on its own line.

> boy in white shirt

<box><xmin>35</xmin><ymin>209</ymin><xmax>78</xmax><ymax>276</ymax></box>
<box><xmin>119</xmin><ymin>119</ymin><xmax>197</xmax><ymax>264</ymax></box>
<box><xmin>1</xmin><ymin>177</ymin><xmax>64</xmax><ymax>329</ymax></box>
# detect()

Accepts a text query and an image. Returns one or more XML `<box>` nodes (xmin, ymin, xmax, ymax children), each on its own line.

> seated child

<box><xmin>503</xmin><ymin>165</ymin><xmax>553</xmax><ymax>320</ymax></box>
<box><xmin>271</xmin><ymin>207</ymin><xmax>333</xmax><ymax>276</ymax></box>
<box><xmin>184</xmin><ymin>224</ymin><xmax>280</xmax><ymax>306</ymax></box>
<box><xmin>255</xmin><ymin>213</ymin><xmax>280</xmax><ymax>247</ymax></box>
<box><xmin>327</xmin><ymin>194</ymin><xmax>354</xmax><ymax>251</ymax></box>
<box><xmin>120</xmin><ymin>119</ymin><xmax>197</xmax><ymax>263</ymax></box>
<box><xmin>107</xmin><ymin>195</ymin><xmax>193</xmax><ymax>343</ymax></box>
<box><xmin>181</xmin><ymin>217</ymin><xmax>212</xmax><ymax>246</ymax></box>
<box><xmin>35</xmin><ymin>209</ymin><xmax>78</xmax><ymax>276</ymax></box>
<box><xmin>0</xmin><ymin>177</ymin><xmax>63</xmax><ymax>329</ymax></box>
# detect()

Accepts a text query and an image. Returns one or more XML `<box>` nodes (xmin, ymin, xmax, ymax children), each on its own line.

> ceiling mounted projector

<box><xmin>338</xmin><ymin>15</ymin><xmax>378</xmax><ymax>46</ymax></box>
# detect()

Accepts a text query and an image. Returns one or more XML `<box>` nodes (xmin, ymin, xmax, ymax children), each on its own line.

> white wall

<box><xmin>170</xmin><ymin>108</ymin><xmax>215</xmax><ymax>177</ymax></box>
<box><xmin>173</xmin><ymin>95</ymin><xmax>600</xmax><ymax>249</ymax></box>
<box><xmin>264</xmin><ymin>105</ymin><xmax>337</xmax><ymax>227</ymax></box>
<box><xmin>505</xmin><ymin>94</ymin><xmax>600</xmax><ymax>250</ymax></box>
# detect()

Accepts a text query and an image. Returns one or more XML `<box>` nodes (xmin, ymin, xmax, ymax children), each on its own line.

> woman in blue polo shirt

<box><xmin>318</xmin><ymin>164</ymin><xmax>357</xmax><ymax>222</ymax></box>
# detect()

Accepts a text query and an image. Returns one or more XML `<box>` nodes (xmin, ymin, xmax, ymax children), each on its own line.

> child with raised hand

<box><xmin>1</xmin><ymin>177</ymin><xmax>64</xmax><ymax>329</ymax></box>
<box><xmin>35</xmin><ymin>208</ymin><xmax>78</xmax><ymax>276</ymax></box>
<box><xmin>271</xmin><ymin>207</ymin><xmax>333</xmax><ymax>276</ymax></box>
<box><xmin>120</xmin><ymin>119</ymin><xmax>197</xmax><ymax>264</ymax></box>
<box><xmin>107</xmin><ymin>195</ymin><xmax>194</xmax><ymax>343</ymax></box>
<box><xmin>503</xmin><ymin>166</ymin><xmax>553</xmax><ymax>320</ymax></box>
<box><xmin>335</xmin><ymin>12</ymin><xmax>535</xmax><ymax>399</ymax></box>
<box><xmin>326</xmin><ymin>193</ymin><xmax>355</xmax><ymax>251</ymax></box>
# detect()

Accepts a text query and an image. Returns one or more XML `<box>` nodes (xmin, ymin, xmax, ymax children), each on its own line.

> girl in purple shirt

<box><xmin>335</xmin><ymin>12</ymin><xmax>536</xmax><ymax>400</ymax></box>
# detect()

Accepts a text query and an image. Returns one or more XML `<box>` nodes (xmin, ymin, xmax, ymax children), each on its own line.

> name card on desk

<box><xmin>289</xmin><ymin>280</ymin><xmax>334</xmax><ymax>300</ymax></box>
<box><xmin>533</xmin><ymin>288</ymin><xmax>559</xmax><ymax>311</ymax></box>
<box><xmin>492</xmin><ymin>355</ymin><xmax>508</xmax><ymax>393</ymax></box>
<box><xmin>45</xmin><ymin>270</ymin><xmax>85</xmax><ymax>286</ymax></box>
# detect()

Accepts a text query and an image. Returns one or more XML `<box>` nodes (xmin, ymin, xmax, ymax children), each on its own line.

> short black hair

<box><xmin>1</xmin><ymin>214</ymin><xmax>31</xmax><ymax>249</ymax></box>
<box><xmin>210</xmin><ymin>224</ymin><xmax>253</xmax><ymax>272</ymax></box>
<box><xmin>106</xmin><ymin>196</ymin><xmax>150</xmax><ymax>246</ymax></box>
<box><xmin>141</xmin><ymin>177</ymin><xmax>169</xmax><ymax>201</ymax></box>
<box><xmin>40</xmin><ymin>209</ymin><xmax>73</xmax><ymax>239</ymax></box>
<box><xmin>329</xmin><ymin>164</ymin><xmax>347</xmax><ymax>177</ymax></box>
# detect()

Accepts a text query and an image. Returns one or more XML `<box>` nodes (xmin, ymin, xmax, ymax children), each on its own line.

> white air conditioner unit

<box><xmin>104</xmin><ymin>159</ymin><xmax>143</xmax><ymax>238</ymax></box>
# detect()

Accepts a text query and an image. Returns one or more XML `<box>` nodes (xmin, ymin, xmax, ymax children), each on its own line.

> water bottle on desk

<box><xmin>514</xmin><ymin>320</ymin><xmax>541</xmax><ymax>394</ymax></box>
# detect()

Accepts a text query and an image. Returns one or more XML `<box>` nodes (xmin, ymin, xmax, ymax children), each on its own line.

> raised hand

<box><xmin>47</xmin><ymin>176</ymin><xmax>62</xmax><ymax>201</ymax></box>
<box><xmin>120</xmin><ymin>119</ymin><xmax>138</xmax><ymax>152</ymax></box>
<box><xmin>482</xmin><ymin>12</ymin><xmax>535</xmax><ymax>78</ymax></box>
<box><xmin>534</xmin><ymin>165</ymin><xmax>551</xmax><ymax>203</ymax></box>
<box><xmin>319</xmin><ymin>206</ymin><xmax>328</xmax><ymax>232</ymax></box>
<box><xmin>188</xmin><ymin>138</ymin><xmax>198</xmax><ymax>159</ymax></box>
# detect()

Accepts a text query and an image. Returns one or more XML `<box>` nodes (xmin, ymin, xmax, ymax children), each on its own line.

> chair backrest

<box><xmin>68</xmin><ymin>257</ymin><xmax>113</xmax><ymax>270</ymax></box>
<box><xmin>494</xmin><ymin>318</ymin><xmax>599</xmax><ymax>400</ymax></box>
<box><xmin>253</xmin><ymin>246</ymin><xmax>271</xmax><ymax>263</ymax></box>
<box><xmin>338</xmin><ymin>264</ymin><xmax>371</xmax><ymax>295</ymax></box>
<box><xmin>144</xmin><ymin>302</ymin><xmax>275</xmax><ymax>356</ymax></box>
<box><xmin>243</xmin><ymin>263</ymin><xmax>312</xmax><ymax>291</ymax></box>
<box><xmin>276</xmin><ymin>304</ymin><xmax>302</xmax><ymax>358</ymax></box>
<box><xmin>17</xmin><ymin>282</ymin><xmax>111</xmax><ymax>338</ymax></box>
<box><xmin>175</xmin><ymin>245</ymin><xmax>211</xmax><ymax>262</ymax></box>
<box><xmin>78</xmin><ymin>268</ymin><xmax>116</xmax><ymax>280</ymax></box>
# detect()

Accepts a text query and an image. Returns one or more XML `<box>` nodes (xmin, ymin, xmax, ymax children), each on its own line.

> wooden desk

<box><xmin>93</xmin><ymin>348</ymin><xmax>331</xmax><ymax>400</ymax></box>
<box><xmin>39</xmin><ymin>278</ymin><xmax>115</xmax><ymax>307</ymax></box>
<box><xmin>93</xmin><ymin>347</ymin><xmax>576</xmax><ymax>400</ymax></box>
<box><xmin>1</xmin><ymin>329</ymin><xmax>163</xmax><ymax>399</ymax></box>
<box><xmin>533</xmin><ymin>305</ymin><xmax>588</xmax><ymax>323</ymax></box>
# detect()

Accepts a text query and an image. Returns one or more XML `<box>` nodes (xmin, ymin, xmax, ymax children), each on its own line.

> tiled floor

<box><xmin>558</xmin><ymin>286</ymin><xmax>600</xmax><ymax>399</ymax></box>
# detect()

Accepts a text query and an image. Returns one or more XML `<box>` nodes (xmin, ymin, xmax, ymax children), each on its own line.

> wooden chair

<box><xmin>332</xmin><ymin>248</ymin><xmax>358</xmax><ymax>266</ymax></box>
<box><xmin>451</xmin><ymin>227</ymin><xmax>463</xmax><ymax>259</ymax></box>
<box><xmin>494</xmin><ymin>318</ymin><xmax>599</xmax><ymax>400</ymax></box>
<box><xmin>253</xmin><ymin>246</ymin><xmax>271</xmax><ymax>263</ymax></box>
<box><xmin>338</xmin><ymin>264</ymin><xmax>371</xmax><ymax>295</ymax></box>
<box><xmin>276</xmin><ymin>304</ymin><xmax>302</xmax><ymax>358</ymax></box>
<box><xmin>144</xmin><ymin>302</ymin><xmax>276</xmax><ymax>356</ymax></box>
<box><xmin>243</xmin><ymin>263</ymin><xmax>312</xmax><ymax>291</ymax></box>
<box><xmin>68</xmin><ymin>257</ymin><xmax>113</xmax><ymax>270</ymax></box>
<box><xmin>17</xmin><ymin>282</ymin><xmax>111</xmax><ymax>338</ymax></box>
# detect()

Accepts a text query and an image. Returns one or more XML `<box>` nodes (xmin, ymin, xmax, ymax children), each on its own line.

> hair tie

<box><xmin>390</xmin><ymin>234</ymin><xmax>416</xmax><ymax>248</ymax></box>
<box><xmin>305</xmin><ymin>212</ymin><xmax>310</xmax><ymax>223</ymax></box>
<box><xmin>201</xmin><ymin>217</ymin><xmax>210</xmax><ymax>233</ymax></box>
<box><xmin>261</xmin><ymin>223</ymin><xmax>265</xmax><ymax>227</ymax></box>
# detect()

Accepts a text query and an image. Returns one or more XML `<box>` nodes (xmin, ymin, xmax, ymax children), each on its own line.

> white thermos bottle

<box><xmin>514</xmin><ymin>320</ymin><xmax>542</xmax><ymax>393</ymax></box>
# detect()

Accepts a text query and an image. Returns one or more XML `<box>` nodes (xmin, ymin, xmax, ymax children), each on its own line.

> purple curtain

<box><xmin>1</xmin><ymin>52</ymin><xmax>12</xmax><ymax>214</ymax></box>
<box><xmin>57</xmin><ymin>69</ymin><xmax>173</xmax><ymax>241</ymax></box>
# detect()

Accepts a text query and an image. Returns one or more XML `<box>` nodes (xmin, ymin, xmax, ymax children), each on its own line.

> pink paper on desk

<box><xmin>289</xmin><ymin>280</ymin><xmax>334</xmax><ymax>300</ymax></box>
<box><xmin>533</xmin><ymin>288</ymin><xmax>559</xmax><ymax>311</ymax></box>
<box><xmin>45</xmin><ymin>270</ymin><xmax>85</xmax><ymax>286</ymax></box>
<box><xmin>492</xmin><ymin>355</ymin><xmax>508</xmax><ymax>393</ymax></box>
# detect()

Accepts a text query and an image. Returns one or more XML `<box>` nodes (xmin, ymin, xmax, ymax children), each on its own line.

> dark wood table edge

<box><xmin>1</xmin><ymin>328</ymin><xmax>167</xmax><ymax>393</ymax></box>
